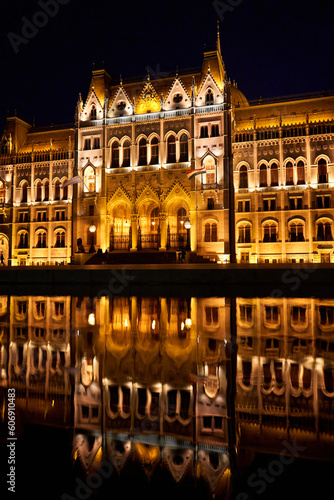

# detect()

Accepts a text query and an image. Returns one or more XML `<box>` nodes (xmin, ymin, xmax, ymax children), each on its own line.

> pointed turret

<box><xmin>201</xmin><ymin>21</ymin><xmax>225</xmax><ymax>89</ymax></box>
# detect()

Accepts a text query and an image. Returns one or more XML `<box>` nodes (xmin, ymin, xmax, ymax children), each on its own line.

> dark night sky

<box><xmin>0</xmin><ymin>0</ymin><xmax>334</xmax><ymax>129</ymax></box>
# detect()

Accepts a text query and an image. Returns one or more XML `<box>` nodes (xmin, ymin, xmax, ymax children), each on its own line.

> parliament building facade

<box><xmin>1</xmin><ymin>31</ymin><xmax>334</xmax><ymax>266</ymax></box>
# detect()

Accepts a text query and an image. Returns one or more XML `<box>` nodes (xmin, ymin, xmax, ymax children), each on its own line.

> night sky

<box><xmin>0</xmin><ymin>0</ymin><xmax>334</xmax><ymax>129</ymax></box>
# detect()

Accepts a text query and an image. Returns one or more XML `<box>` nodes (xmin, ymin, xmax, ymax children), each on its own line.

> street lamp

<box><xmin>184</xmin><ymin>218</ymin><xmax>191</xmax><ymax>250</ymax></box>
<box><xmin>89</xmin><ymin>222</ymin><xmax>96</xmax><ymax>253</ymax></box>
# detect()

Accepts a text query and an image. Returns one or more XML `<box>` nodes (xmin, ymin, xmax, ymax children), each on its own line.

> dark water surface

<box><xmin>1</xmin><ymin>291</ymin><xmax>333</xmax><ymax>499</ymax></box>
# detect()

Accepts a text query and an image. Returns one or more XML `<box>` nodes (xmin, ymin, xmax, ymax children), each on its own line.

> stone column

<box><xmin>159</xmin><ymin>211</ymin><xmax>167</xmax><ymax>251</ymax></box>
<box><xmin>130</xmin><ymin>213</ymin><xmax>138</xmax><ymax>251</ymax></box>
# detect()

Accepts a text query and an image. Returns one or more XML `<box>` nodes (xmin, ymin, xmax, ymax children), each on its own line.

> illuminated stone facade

<box><xmin>1</xmin><ymin>31</ymin><xmax>334</xmax><ymax>264</ymax></box>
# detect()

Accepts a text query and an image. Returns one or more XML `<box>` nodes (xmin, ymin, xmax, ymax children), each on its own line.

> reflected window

<box><xmin>205</xmin><ymin>306</ymin><xmax>219</xmax><ymax>324</ymax></box>
<box><xmin>319</xmin><ymin>306</ymin><xmax>334</xmax><ymax>326</ymax></box>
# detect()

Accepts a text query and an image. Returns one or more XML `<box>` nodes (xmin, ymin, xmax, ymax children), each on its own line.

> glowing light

<box><xmin>89</xmin><ymin>223</ymin><xmax>96</xmax><ymax>233</ymax></box>
<box><xmin>185</xmin><ymin>318</ymin><xmax>192</xmax><ymax>329</ymax></box>
<box><xmin>88</xmin><ymin>313</ymin><xmax>95</xmax><ymax>326</ymax></box>
<box><xmin>151</xmin><ymin>320</ymin><xmax>156</xmax><ymax>330</ymax></box>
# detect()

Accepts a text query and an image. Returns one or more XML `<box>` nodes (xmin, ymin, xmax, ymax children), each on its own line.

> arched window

<box><xmin>43</xmin><ymin>180</ymin><xmax>49</xmax><ymax>201</ymax></box>
<box><xmin>167</xmin><ymin>135</ymin><xmax>176</xmax><ymax>163</ymax></box>
<box><xmin>138</xmin><ymin>138</ymin><xmax>147</xmax><ymax>166</ymax></box>
<box><xmin>286</xmin><ymin>161</ymin><xmax>294</xmax><ymax>186</ymax></box>
<box><xmin>289</xmin><ymin>222</ymin><xmax>305</xmax><ymax>242</ymax></box>
<box><xmin>238</xmin><ymin>224</ymin><xmax>251</xmax><ymax>243</ymax></box>
<box><xmin>259</xmin><ymin>164</ymin><xmax>267</xmax><ymax>187</ymax></box>
<box><xmin>204</xmin><ymin>222</ymin><xmax>218</xmax><ymax>242</ymax></box>
<box><xmin>177</xmin><ymin>207</ymin><xmax>187</xmax><ymax>239</ymax></box>
<box><xmin>263</xmin><ymin>223</ymin><xmax>278</xmax><ymax>242</ymax></box>
<box><xmin>111</xmin><ymin>142</ymin><xmax>119</xmax><ymax>168</ymax></box>
<box><xmin>239</xmin><ymin>165</ymin><xmax>248</xmax><ymax>189</ymax></box>
<box><xmin>297</xmin><ymin>161</ymin><xmax>305</xmax><ymax>185</ymax></box>
<box><xmin>211</xmin><ymin>124</ymin><xmax>219</xmax><ymax>137</ymax></box>
<box><xmin>84</xmin><ymin>166</ymin><xmax>95</xmax><ymax>193</ymax></box>
<box><xmin>317</xmin><ymin>220</ymin><xmax>333</xmax><ymax>241</ymax></box>
<box><xmin>62</xmin><ymin>179</ymin><xmax>68</xmax><ymax>200</ymax></box>
<box><xmin>179</xmin><ymin>134</ymin><xmax>188</xmax><ymax>162</ymax></box>
<box><xmin>0</xmin><ymin>180</ymin><xmax>5</xmax><ymax>203</ymax></box>
<box><xmin>122</xmin><ymin>141</ymin><xmax>131</xmax><ymax>168</ymax></box>
<box><xmin>204</xmin><ymin>156</ymin><xmax>216</xmax><ymax>185</ymax></box>
<box><xmin>318</xmin><ymin>159</ymin><xmax>328</xmax><ymax>183</ymax></box>
<box><xmin>90</xmin><ymin>105</ymin><xmax>97</xmax><ymax>121</ymax></box>
<box><xmin>200</xmin><ymin>126</ymin><xmax>209</xmax><ymax>138</ymax></box>
<box><xmin>205</xmin><ymin>89</ymin><xmax>214</xmax><ymax>106</ymax></box>
<box><xmin>18</xmin><ymin>231</ymin><xmax>28</xmax><ymax>249</ymax></box>
<box><xmin>36</xmin><ymin>230</ymin><xmax>47</xmax><ymax>248</ymax></box>
<box><xmin>270</xmin><ymin>163</ymin><xmax>279</xmax><ymax>186</ymax></box>
<box><xmin>150</xmin><ymin>207</ymin><xmax>159</xmax><ymax>233</ymax></box>
<box><xmin>55</xmin><ymin>229</ymin><xmax>66</xmax><ymax>248</ymax></box>
<box><xmin>35</xmin><ymin>180</ymin><xmax>42</xmax><ymax>202</ymax></box>
<box><xmin>150</xmin><ymin>137</ymin><xmax>159</xmax><ymax>164</ymax></box>
<box><xmin>21</xmin><ymin>181</ymin><xmax>28</xmax><ymax>203</ymax></box>
<box><xmin>54</xmin><ymin>179</ymin><xmax>61</xmax><ymax>201</ymax></box>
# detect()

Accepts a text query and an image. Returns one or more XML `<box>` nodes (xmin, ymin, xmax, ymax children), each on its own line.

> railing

<box><xmin>195</xmin><ymin>104</ymin><xmax>224</xmax><ymax>114</ymax></box>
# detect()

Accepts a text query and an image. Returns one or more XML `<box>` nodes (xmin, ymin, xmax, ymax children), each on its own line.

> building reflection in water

<box><xmin>1</xmin><ymin>295</ymin><xmax>334</xmax><ymax>498</ymax></box>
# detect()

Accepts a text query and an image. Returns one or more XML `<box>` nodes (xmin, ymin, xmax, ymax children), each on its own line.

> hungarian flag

<box><xmin>186</xmin><ymin>166</ymin><xmax>206</xmax><ymax>179</ymax></box>
<box><xmin>61</xmin><ymin>175</ymin><xmax>84</xmax><ymax>188</ymax></box>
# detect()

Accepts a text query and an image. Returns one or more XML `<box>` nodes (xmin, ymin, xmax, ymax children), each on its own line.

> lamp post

<box><xmin>89</xmin><ymin>222</ymin><xmax>96</xmax><ymax>253</ymax></box>
<box><xmin>184</xmin><ymin>218</ymin><xmax>191</xmax><ymax>251</ymax></box>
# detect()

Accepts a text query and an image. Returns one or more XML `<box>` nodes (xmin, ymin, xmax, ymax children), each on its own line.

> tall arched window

<box><xmin>167</xmin><ymin>135</ymin><xmax>176</xmax><ymax>163</ymax></box>
<box><xmin>204</xmin><ymin>222</ymin><xmax>218</xmax><ymax>242</ymax></box>
<box><xmin>205</xmin><ymin>89</ymin><xmax>214</xmax><ymax>106</ymax></box>
<box><xmin>150</xmin><ymin>137</ymin><xmax>159</xmax><ymax>164</ymax></box>
<box><xmin>239</xmin><ymin>166</ymin><xmax>248</xmax><ymax>189</ymax></box>
<box><xmin>238</xmin><ymin>224</ymin><xmax>251</xmax><ymax>243</ymax></box>
<box><xmin>43</xmin><ymin>180</ymin><xmax>49</xmax><ymax>201</ymax></box>
<box><xmin>35</xmin><ymin>180</ymin><xmax>42</xmax><ymax>202</ymax></box>
<box><xmin>21</xmin><ymin>181</ymin><xmax>28</xmax><ymax>203</ymax></box>
<box><xmin>111</xmin><ymin>142</ymin><xmax>119</xmax><ymax>168</ymax></box>
<box><xmin>289</xmin><ymin>222</ymin><xmax>305</xmax><ymax>242</ymax></box>
<box><xmin>179</xmin><ymin>134</ymin><xmax>188</xmax><ymax>162</ymax></box>
<box><xmin>177</xmin><ymin>207</ymin><xmax>187</xmax><ymax>240</ymax></box>
<box><xmin>317</xmin><ymin>220</ymin><xmax>333</xmax><ymax>241</ymax></box>
<box><xmin>55</xmin><ymin>229</ymin><xmax>66</xmax><ymax>248</ymax></box>
<box><xmin>36</xmin><ymin>230</ymin><xmax>47</xmax><ymax>248</ymax></box>
<box><xmin>84</xmin><ymin>166</ymin><xmax>95</xmax><ymax>193</ymax></box>
<box><xmin>263</xmin><ymin>223</ymin><xmax>278</xmax><ymax>242</ymax></box>
<box><xmin>54</xmin><ymin>179</ymin><xmax>61</xmax><ymax>201</ymax></box>
<box><xmin>150</xmin><ymin>207</ymin><xmax>159</xmax><ymax>233</ymax></box>
<box><xmin>270</xmin><ymin>163</ymin><xmax>279</xmax><ymax>186</ymax></box>
<box><xmin>18</xmin><ymin>231</ymin><xmax>28</xmax><ymax>248</ymax></box>
<box><xmin>297</xmin><ymin>161</ymin><xmax>305</xmax><ymax>185</ymax></box>
<box><xmin>0</xmin><ymin>180</ymin><xmax>4</xmax><ymax>203</ymax></box>
<box><xmin>259</xmin><ymin>164</ymin><xmax>267</xmax><ymax>187</ymax></box>
<box><xmin>62</xmin><ymin>179</ymin><xmax>68</xmax><ymax>200</ymax></box>
<box><xmin>122</xmin><ymin>141</ymin><xmax>131</xmax><ymax>168</ymax></box>
<box><xmin>138</xmin><ymin>138</ymin><xmax>147</xmax><ymax>166</ymax></box>
<box><xmin>318</xmin><ymin>159</ymin><xmax>328</xmax><ymax>183</ymax></box>
<box><xmin>286</xmin><ymin>161</ymin><xmax>294</xmax><ymax>186</ymax></box>
<box><xmin>90</xmin><ymin>105</ymin><xmax>97</xmax><ymax>121</ymax></box>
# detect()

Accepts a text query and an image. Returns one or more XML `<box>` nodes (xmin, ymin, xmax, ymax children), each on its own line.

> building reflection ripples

<box><xmin>0</xmin><ymin>295</ymin><xmax>334</xmax><ymax>498</ymax></box>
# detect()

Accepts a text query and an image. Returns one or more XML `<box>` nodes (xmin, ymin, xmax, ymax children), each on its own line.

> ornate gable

<box><xmin>81</xmin><ymin>88</ymin><xmax>104</xmax><ymax>122</ymax></box>
<box><xmin>196</xmin><ymin>71</ymin><xmax>224</xmax><ymax>107</ymax></box>
<box><xmin>135</xmin><ymin>79</ymin><xmax>160</xmax><ymax>115</ymax></box>
<box><xmin>163</xmin><ymin>77</ymin><xmax>191</xmax><ymax>111</ymax></box>
<box><xmin>108</xmin><ymin>86</ymin><xmax>133</xmax><ymax>117</ymax></box>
